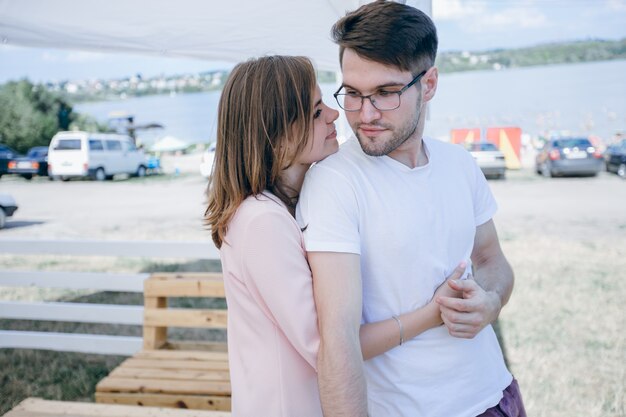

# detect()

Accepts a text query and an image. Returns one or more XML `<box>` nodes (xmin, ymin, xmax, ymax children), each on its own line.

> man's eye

<box><xmin>345</xmin><ymin>91</ymin><xmax>360</xmax><ymax>97</ymax></box>
<box><xmin>377</xmin><ymin>90</ymin><xmax>395</xmax><ymax>97</ymax></box>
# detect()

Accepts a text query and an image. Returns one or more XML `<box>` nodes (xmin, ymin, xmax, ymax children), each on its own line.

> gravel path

<box><xmin>0</xmin><ymin>174</ymin><xmax>210</xmax><ymax>241</ymax></box>
<box><xmin>1</xmin><ymin>168</ymin><xmax>624</xmax><ymax>242</ymax></box>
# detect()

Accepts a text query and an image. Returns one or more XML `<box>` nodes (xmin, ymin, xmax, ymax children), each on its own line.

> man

<box><xmin>296</xmin><ymin>1</ymin><xmax>525</xmax><ymax>416</ymax></box>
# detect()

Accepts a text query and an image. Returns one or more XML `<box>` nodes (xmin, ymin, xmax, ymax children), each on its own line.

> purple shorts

<box><xmin>476</xmin><ymin>378</ymin><xmax>526</xmax><ymax>417</ymax></box>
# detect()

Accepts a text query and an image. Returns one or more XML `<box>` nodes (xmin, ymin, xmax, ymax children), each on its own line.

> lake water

<box><xmin>76</xmin><ymin>59</ymin><xmax>626</xmax><ymax>146</ymax></box>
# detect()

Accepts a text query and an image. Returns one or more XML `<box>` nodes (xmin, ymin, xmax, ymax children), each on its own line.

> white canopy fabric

<box><xmin>0</xmin><ymin>1</ymin><xmax>431</xmax><ymax>71</ymax></box>
<box><xmin>150</xmin><ymin>135</ymin><xmax>189</xmax><ymax>152</ymax></box>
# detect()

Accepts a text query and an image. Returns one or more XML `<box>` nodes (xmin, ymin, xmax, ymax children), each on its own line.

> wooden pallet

<box><xmin>3</xmin><ymin>398</ymin><xmax>231</xmax><ymax>417</ymax></box>
<box><xmin>95</xmin><ymin>273</ymin><xmax>231</xmax><ymax>411</ymax></box>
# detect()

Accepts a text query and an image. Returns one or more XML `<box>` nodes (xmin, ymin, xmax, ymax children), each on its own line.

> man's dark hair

<box><xmin>331</xmin><ymin>0</ymin><xmax>438</xmax><ymax>74</ymax></box>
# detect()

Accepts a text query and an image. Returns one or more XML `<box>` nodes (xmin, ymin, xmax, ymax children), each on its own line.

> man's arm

<box><xmin>436</xmin><ymin>219</ymin><xmax>514</xmax><ymax>338</ymax></box>
<box><xmin>308</xmin><ymin>251</ymin><xmax>368</xmax><ymax>417</ymax></box>
<box><xmin>471</xmin><ymin>219</ymin><xmax>514</xmax><ymax>307</ymax></box>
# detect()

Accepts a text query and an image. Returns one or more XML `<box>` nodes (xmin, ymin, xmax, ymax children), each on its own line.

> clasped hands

<box><xmin>432</xmin><ymin>262</ymin><xmax>502</xmax><ymax>339</ymax></box>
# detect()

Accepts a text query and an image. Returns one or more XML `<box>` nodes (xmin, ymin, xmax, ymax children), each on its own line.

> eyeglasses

<box><xmin>333</xmin><ymin>70</ymin><xmax>427</xmax><ymax>112</ymax></box>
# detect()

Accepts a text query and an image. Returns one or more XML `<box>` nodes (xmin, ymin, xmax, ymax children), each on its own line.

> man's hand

<box><xmin>436</xmin><ymin>220</ymin><xmax>514</xmax><ymax>339</ymax></box>
<box><xmin>436</xmin><ymin>277</ymin><xmax>502</xmax><ymax>339</ymax></box>
<box><xmin>432</xmin><ymin>262</ymin><xmax>466</xmax><ymax>302</ymax></box>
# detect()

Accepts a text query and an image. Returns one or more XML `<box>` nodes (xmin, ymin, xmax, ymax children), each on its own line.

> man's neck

<box><xmin>387</xmin><ymin>135</ymin><xmax>428</xmax><ymax>169</ymax></box>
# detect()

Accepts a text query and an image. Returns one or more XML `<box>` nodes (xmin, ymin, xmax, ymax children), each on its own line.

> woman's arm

<box><xmin>359</xmin><ymin>263</ymin><xmax>466</xmax><ymax>360</ymax></box>
<box><xmin>241</xmin><ymin>209</ymin><xmax>322</xmax><ymax>368</ymax></box>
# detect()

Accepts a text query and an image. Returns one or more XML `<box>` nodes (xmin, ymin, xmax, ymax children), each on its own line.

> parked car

<box><xmin>7</xmin><ymin>146</ymin><xmax>49</xmax><ymax>180</ymax></box>
<box><xmin>0</xmin><ymin>193</ymin><xmax>18</xmax><ymax>229</ymax></box>
<box><xmin>0</xmin><ymin>144</ymin><xmax>20</xmax><ymax>178</ymax></box>
<box><xmin>48</xmin><ymin>131</ymin><xmax>147</xmax><ymax>181</ymax></box>
<box><xmin>604</xmin><ymin>139</ymin><xmax>626</xmax><ymax>179</ymax></box>
<box><xmin>463</xmin><ymin>142</ymin><xmax>506</xmax><ymax>179</ymax></box>
<box><xmin>535</xmin><ymin>137</ymin><xmax>603</xmax><ymax>177</ymax></box>
<box><xmin>199</xmin><ymin>142</ymin><xmax>216</xmax><ymax>178</ymax></box>
<box><xmin>145</xmin><ymin>154</ymin><xmax>161</xmax><ymax>175</ymax></box>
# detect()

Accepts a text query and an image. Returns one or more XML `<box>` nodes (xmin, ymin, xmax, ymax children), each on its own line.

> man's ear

<box><xmin>422</xmin><ymin>66</ymin><xmax>438</xmax><ymax>102</ymax></box>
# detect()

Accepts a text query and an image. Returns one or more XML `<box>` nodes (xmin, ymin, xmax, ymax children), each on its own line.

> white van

<box><xmin>48</xmin><ymin>131</ymin><xmax>147</xmax><ymax>181</ymax></box>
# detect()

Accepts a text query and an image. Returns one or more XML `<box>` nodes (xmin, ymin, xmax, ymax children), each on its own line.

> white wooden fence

<box><xmin>0</xmin><ymin>238</ymin><xmax>219</xmax><ymax>355</ymax></box>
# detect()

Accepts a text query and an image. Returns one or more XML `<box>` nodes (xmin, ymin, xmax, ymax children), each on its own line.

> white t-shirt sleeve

<box><xmin>297</xmin><ymin>165</ymin><xmax>361</xmax><ymax>254</ymax></box>
<box><xmin>470</xmin><ymin>155</ymin><xmax>498</xmax><ymax>226</ymax></box>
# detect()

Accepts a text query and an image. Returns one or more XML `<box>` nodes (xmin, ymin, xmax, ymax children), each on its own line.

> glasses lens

<box><xmin>371</xmin><ymin>93</ymin><xmax>400</xmax><ymax>111</ymax></box>
<box><xmin>337</xmin><ymin>94</ymin><xmax>360</xmax><ymax>111</ymax></box>
<box><xmin>336</xmin><ymin>92</ymin><xmax>400</xmax><ymax>111</ymax></box>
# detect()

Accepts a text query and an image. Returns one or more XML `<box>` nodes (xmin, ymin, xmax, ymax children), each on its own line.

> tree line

<box><xmin>0</xmin><ymin>80</ymin><xmax>108</xmax><ymax>154</ymax></box>
<box><xmin>437</xmin><ymin>38</ymin><xmax>626</xmax><ymax>73</ymax></box>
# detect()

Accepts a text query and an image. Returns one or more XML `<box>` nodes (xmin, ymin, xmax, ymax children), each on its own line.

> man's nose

<box><xmin>359</xmin><ymin>98</ymin><xmax>381</xmax><ymax>123</ymax></box>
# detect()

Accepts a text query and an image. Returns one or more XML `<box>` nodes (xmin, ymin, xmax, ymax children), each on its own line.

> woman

<box><xmin>205</xmin><ymin>56</ymin><xmax>463</xmax><ymax>416</ymax></box>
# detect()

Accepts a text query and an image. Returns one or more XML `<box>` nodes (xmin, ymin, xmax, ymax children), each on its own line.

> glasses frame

<box><xmin>333</xmin><ymin>69</ymin><xmax>428</xmax><ymax>112</ymax></box>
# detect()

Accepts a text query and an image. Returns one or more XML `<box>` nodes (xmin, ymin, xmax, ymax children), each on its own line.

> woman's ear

<box><xmin>422</xmin><ymin>67</ymin><xmax>438</xmax><ymax>102</ymax></box>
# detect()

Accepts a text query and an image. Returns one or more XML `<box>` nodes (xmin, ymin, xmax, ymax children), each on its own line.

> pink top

<box><xmin>220</xmin><ymin>192</ymin><xmax>322</xmax><ymax>417</ymax></box>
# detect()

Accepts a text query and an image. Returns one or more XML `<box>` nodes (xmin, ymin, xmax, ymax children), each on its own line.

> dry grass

<box><xmin>491</xmin><ymin>171</ymin><xmax>626</xmax><ymax>416</ymax></box>
<box><xmin>500</xmin><ymin>233</ymin><xmax>625</xmax><ymax>416</ymax></box>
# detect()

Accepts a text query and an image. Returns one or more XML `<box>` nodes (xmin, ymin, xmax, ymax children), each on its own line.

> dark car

<box><xmin>8</xmin><ymin>146</ymin><xmax>49</xmax><ymax>180</ymax></box>
<box><xmin>0</xmin><ymin>144</ymin><xmax>20</xmax><ymax>178</ymax></box>
<box><xmin>604</xmin><ymin>139</ymin><xmax>626</xmax><ymax>179</ymax></box>
<box><xmin>535</xmin><ymin>137</ymin><xmax>603</xmax><ymax>177</ymax></box>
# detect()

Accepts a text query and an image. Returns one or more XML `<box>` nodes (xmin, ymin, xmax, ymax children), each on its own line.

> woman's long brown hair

<box><xmin>205</xmin><ymin>56</ymin><xmax>316</xmax><ymax>248</ymax></box>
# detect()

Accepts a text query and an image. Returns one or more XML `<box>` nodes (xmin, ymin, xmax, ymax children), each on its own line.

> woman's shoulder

<box><xmin>240</xmin><ymin>192</ymin><xmax>285</xmax><ymax>210</ymax></box>
<box><xmin>232</xmin><ymin>193</ymin><xmax>295</xmax><ymax>231</ymax></box>
<box><xmin>224</xmin><ymin>192</ymin><xmax>302</xmax><ymax>251</ymax></box>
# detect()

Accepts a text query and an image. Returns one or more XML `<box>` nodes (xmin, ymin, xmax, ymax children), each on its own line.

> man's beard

<box><xmin>354</xmin><ymin>97</ymin><xmax>423</xmax><ymax>157</ymax></box>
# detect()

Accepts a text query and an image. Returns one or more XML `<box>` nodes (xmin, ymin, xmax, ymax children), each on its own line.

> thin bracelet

<box><xmin>391</xmin><ymin>315</ymin><xmax>404</xmax><ymax>346</ymax></box>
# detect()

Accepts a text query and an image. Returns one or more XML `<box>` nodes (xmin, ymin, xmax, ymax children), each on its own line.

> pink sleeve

<box><xmin>241</xmin><ymin>210</ymin><xmax>319</xmax><ymax>369</ymax></box>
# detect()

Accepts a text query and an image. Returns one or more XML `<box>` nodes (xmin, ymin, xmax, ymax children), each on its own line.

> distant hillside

<box><xmin>436</xmin><ymin>38</ymin><xmax>626</xmax><ymax>73</ymax></box>
<box><xmin>4</xmin><ymin>39</ymin><xmax>622</xmax><ymax>103</ymax></box>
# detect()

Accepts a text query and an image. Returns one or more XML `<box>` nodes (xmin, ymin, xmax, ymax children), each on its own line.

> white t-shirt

<box><xmin>297</xmin><ymin>136</ymin><xmax>512</xmax><ymax>417</ymax></box>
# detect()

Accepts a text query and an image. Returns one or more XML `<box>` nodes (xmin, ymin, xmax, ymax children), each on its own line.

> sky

<box><xmin>0</xmin><ymin>0</ymin><xmax>625</xmax><ymax>84</ymax></box>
